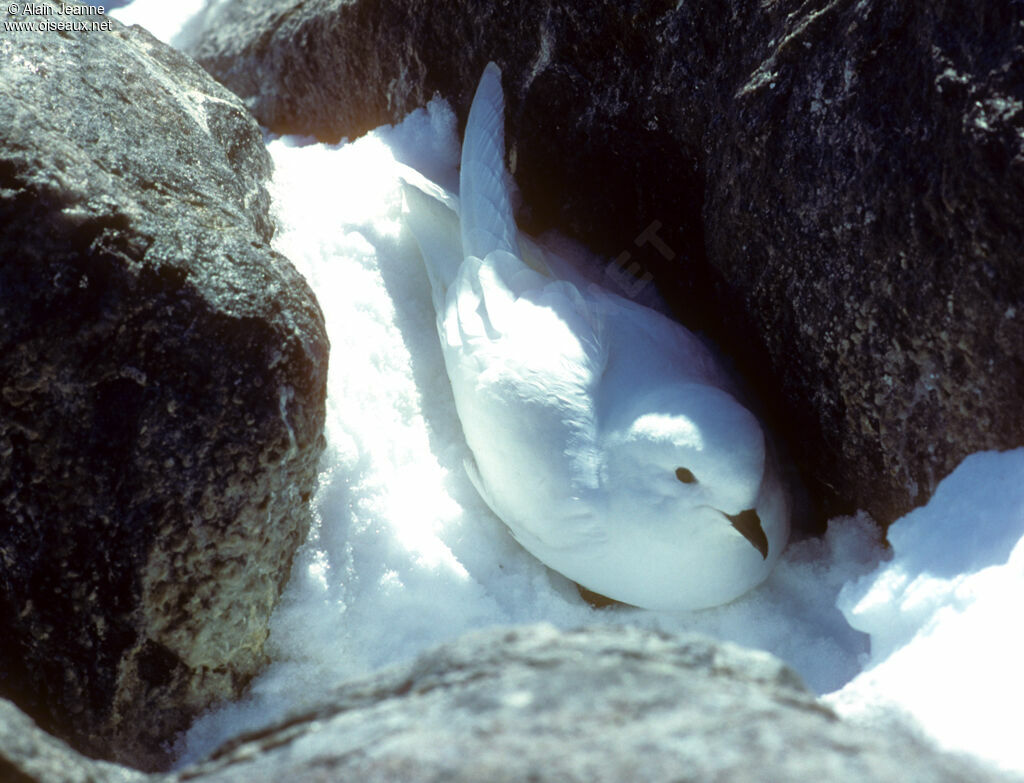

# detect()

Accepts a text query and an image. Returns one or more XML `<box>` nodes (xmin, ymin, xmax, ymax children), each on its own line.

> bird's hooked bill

<box><xmin>724</xmin><ymin>508</ymin><xmax>769</xmax><ymax>559</ymax></box>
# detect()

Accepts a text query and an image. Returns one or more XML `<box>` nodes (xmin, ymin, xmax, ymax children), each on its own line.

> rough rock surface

<box><xmin>183</xmin><ymin>0</ymin><xmax>1024</xmax><ymax>524</ymax></box>
<box><xmin>173</xmin><ymin>624</ymin><xmax>1012</xmax><ymax>783</ymax></box>
<box><xmin>0</xmin><ymin>2</ymin><xmax>328</xmax><ymax>770</ymax></box>
<box><xmin>1</xmin><ymin>698</ymin><xmax>151</xmax><ymax>783</ymax></box>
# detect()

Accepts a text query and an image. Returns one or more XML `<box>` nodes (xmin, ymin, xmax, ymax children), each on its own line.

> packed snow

<box><xmin>827</xmin><ymin>449</ymin><xmax>1024</xmax><ymax>771</ymax></box>
<box><xmin>108</xmin><ymin>4</ymin><xmax>1024</xmax><ymax>777</ymax></box>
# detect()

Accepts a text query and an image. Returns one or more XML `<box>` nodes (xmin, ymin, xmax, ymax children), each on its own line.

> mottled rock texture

<box><xmin>0</xmin><ymin>2</ymin><xmax>328</xmax><ymax>770</ymax></box>
<box><xmin>183</xmin><ymin>0</ymin><xmax>1024</xmax><ymax>525</ymax></box>
<box><xmin>173</xmin><ymin>624</ymin><xmax>1012</xmax><ymax>783</ymax></box>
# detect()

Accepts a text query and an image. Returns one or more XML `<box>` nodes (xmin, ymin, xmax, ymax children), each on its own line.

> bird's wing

<box><xmin>401</xmin><ymin>175</ymin><xmax>552</xmax><ymax>309</ymax></box>
<box><xmin>453</xmin><ymin>61</ymin><xmax>603</xmax><ymax>366</ymax></box>
<box><xmin>444</xmin><ymin>265</ymin><xmax>609</xmax><ymax>548</ymax></box>
<box><xmin>459</xmin><ymin>62</ymin><xmax>519</xmax><ymax>262</ymax></box>
<box><xmin>446</xmin><ymin>250</ymin><xmax>607</xmax><ymax>378</ymax></box>
<box><xmin>410</xmin><ymin>63</ymin><xmax>609</xmax><ymax>547</ymax></box>
<box><xmin>582</xmin><ymin>284</ymin><xmax>738</xmax><ymax>393</ymax></box>
<box><xmin>400</xmin><ymin>181</ymin><xmax>464</xmax><ymax>315</ymax></box>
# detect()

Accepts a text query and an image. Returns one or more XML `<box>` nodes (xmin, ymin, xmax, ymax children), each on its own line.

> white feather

<box><xmin>459</xmin><ymin>62</ymin><xmax>519</xmax><ymax>261</ymax></box>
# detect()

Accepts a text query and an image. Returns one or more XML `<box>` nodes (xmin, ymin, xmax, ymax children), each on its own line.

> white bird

<box><xmin>401</xmin><ymin>62</ymin><xmax>789</xmax><ymax>611</ymax></box>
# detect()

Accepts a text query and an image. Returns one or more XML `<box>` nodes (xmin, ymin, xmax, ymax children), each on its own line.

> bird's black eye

<box><xmin>675</xmin><ymin>467</ymin><xmax>697</xmax><ymax>484</ymax></box>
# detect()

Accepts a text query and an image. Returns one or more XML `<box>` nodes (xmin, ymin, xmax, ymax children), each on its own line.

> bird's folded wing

<box><xmin>449</xmin><ymin>249</ymin><xmax>607</xmax><ymax>385</ymax></box>
<box><xmin>401</xmin><ymin>181</ymin><xmax>464</xmax><ymax>314</ymax></box>
<box><xmin>597</xmin><ymin>289</ymin><xmax>739</xmax><ymax>393</ymax></box>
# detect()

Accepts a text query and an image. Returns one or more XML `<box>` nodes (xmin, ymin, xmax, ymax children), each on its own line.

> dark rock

<box><xmin>700</xmin><ymin>1</ymin><xmax>1024</xmax><ymax>521</ymax></box>
<box><xmin>0</xmin><ymin>2</ymin><xmax>328</xmax><ymax>770</ymax></box>
<box><xmin>182</xmin><ymin>0</ymin><xmax>1024</xmax><ymax>525</ymax></box>
<box><xmin>0</xmin><ymin>697</ymin><xmax>152</xmax><ymax>783</ymax></box>
<box><xmin>173</xmin><ymin>624</ymin><xmax>1011</xmax><ymax>783</ymax></box>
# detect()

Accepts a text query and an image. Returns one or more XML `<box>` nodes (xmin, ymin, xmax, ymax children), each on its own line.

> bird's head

<box><xmin>601</xmin><ymin>383</ymin><xmax>784</xmax><ymax>567</ymax></box>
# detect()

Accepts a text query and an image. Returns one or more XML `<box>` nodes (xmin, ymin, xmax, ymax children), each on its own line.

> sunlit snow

<box><xmin>827</xmin><ymin>449</ymin><xmax>1024</xmax><ymax>773</ymax></box>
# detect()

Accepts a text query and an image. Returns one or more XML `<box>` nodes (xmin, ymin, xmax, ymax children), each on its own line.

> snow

<box><xmin>826</xmin><ymin>449</ymin><xmax>1024</xmax><ymax>773</ymax></box>
<box><xmin>106</xmin><ymin>3</ymin><xmax>1024</xmax><ymax>777</ymax></box>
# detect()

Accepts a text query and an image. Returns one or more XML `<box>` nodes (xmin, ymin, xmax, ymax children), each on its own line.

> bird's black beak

<box><xmin>725</xmin><ymin>508</ymin><xmax>769</xmax><ymax>559</ymax></box>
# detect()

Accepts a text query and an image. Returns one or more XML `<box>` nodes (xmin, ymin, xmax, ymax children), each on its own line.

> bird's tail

<box><xmin>459</xmin><ymin>62</ymin><xmax>519</xmax><ymax>261</ymax></box>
